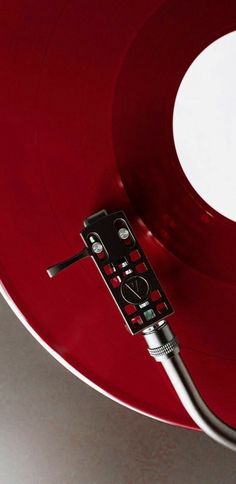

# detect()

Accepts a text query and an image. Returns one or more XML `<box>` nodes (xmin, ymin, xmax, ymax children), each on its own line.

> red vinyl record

<box><xmin>0</xmin><ymin>0</ymin><xmax>236</xmax><ymax>429</ymax></box>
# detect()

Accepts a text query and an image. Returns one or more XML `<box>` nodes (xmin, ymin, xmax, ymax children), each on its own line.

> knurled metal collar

<box><xmin>148</xmin><ymin>337</ymin><xmax>179</xmax><ymax>361</ymax></box>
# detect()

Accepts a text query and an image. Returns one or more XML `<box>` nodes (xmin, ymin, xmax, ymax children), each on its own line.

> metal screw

<box><xmin>118</xmin><ymin>228</ymin><xmax>130</xmax><ymax>240</ymax></box>
<box><xmin>92</xmin><ymin>242</ymin><xmax>103</xmax><ymax>254</ymax></box>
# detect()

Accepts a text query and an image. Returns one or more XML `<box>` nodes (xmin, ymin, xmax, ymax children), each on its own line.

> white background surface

<box><xmin>1</xmin><ymin>295</ymin><xmax>236</xmax><ymax>484</ymax></box>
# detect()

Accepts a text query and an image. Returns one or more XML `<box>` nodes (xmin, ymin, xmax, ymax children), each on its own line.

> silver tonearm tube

<box><xmin>143</xmin><ymin>321</ymin><xmax>236</xmax><ymax>452</ymax></box>
<box><xmin>46</xmin><ymin>209</ymin><xmax>236</xmax><ymax>451</ymax></box>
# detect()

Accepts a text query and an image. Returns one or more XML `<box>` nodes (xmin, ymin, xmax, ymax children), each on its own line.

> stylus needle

<box><xmin>46</xmin><ymin>247</ymin><xmax>90</xmax><ymax>278</ymax></box>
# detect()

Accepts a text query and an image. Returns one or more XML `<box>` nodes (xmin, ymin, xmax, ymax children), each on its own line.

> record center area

<box><xmin>173</xmin><ymin>31</ymin><xmax>236</xmax><ymax>223</ymax></box>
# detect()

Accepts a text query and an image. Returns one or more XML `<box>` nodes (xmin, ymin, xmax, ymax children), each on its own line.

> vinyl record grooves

<box><xmin>0</xmin><ymin>0</ymin><xmax>236</xmax><ymax>429</ymax></box>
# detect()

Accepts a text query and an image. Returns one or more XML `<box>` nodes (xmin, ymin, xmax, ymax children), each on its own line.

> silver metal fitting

<box><xmin>118</xmin><ymin>227</ymin><xmax>130</xmax><ymax>240</ymax></box>
<box><xmin>92</xmin><ymin>242</ymin><xmax>103</xmax><ymax>254</ymax></box>
<box><xmin>143</xmin><ymin>321</ymin><xmax>179</xmax><ymax>361</ymax></box>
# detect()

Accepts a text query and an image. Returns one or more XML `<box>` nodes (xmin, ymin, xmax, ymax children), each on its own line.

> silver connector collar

<box><xmin>143</xmin><ymin>321</ymin><xmax>179</xmax><ymax>361</ymax></box>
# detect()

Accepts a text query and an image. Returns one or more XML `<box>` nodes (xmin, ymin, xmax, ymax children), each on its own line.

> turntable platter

<box><xmin>0</xmin><ymin>0</ymin><xmax>236</xmax><ymax>429</ymax></box>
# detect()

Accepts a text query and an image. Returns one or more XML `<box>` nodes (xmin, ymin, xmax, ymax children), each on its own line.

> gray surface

<box><xmin>0</xmin><ymin>296</ymin><xmax>236</xmax><ymax>484</ymax></box>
